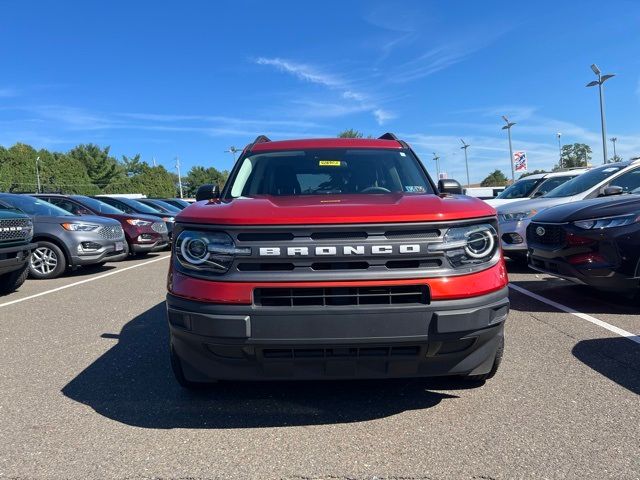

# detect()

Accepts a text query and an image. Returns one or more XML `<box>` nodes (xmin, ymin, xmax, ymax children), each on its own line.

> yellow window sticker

<box><xmin>319</xmin><ymin>160</ymin><xmax>341</xmax><ymax>166</ymax></box>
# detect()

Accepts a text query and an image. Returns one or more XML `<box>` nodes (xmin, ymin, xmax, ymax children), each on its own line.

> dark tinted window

<box><xmin>545</xmin><ymin>165</ymin><xmax>625</xmax><ymax>198</ymax></box>
<box><xmin>72</xmin><ymin>196</ymin><xmax>124</xmax><ymax>214</ymax></box>
<box><xmin>533</xmin><ymin>176</ymin><xmax>576</xmax><ymax>196</ymax></box>
<box><xmin>0</xmin><ymin>195</ymin><xmax>72</xmax><ymax>216</ymax></box>
<box><xmin>607</xmin><ymin>167</ymin><xmax>640</xmax><ymax>193</ymax></box>
<box><xmin>495</xmin><ymin>178</ymin><xmax>542</xmax><ymax>199</ymax></box>
<box><xmin>228</xmin><ymin>149</ymin><xmax>434</xmax><ymax>197</ymax></box>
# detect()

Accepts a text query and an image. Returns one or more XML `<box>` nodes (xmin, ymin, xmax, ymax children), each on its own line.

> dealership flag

<box><xmin>514</xmin><ymin>151</ymin><xmax>527</xmax><ymax>172</ymax></box>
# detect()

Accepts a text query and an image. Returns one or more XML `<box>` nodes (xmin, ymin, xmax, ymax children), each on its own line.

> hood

<box><xmin>496</xmin><ymin>196</ymin><xmax>569</xmax><ymax>215</ymax></box>
<box><xmin>177</xmin><ymin>194</ymin><xmax>496</xmax><ymax>225</ymax></box>
<box><xmin>532</xmin><ymin>194</ymin><xmax>640</xmax><ymax>223</ymax></box>
<box><xmin>484</xmin><ymin>198</ymin><xmax>522</xmax><ymax>208</ymax></box>
<box><xmin>33</xmin><ymin>214</ymin><xmax>121</xmax><ymax>226</ymax></box>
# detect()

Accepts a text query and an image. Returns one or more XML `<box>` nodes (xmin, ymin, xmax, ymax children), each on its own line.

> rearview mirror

<box><xmin>438</xmin><ymin>179</ymin><xmax>463</xmax><ymax>195</ymax></box>
<box><xmin>195</xmin><ymin>184</ymin><xmax>220</xmax><ymax>202</ymax></box>
<box><xmin>602</xmin><ymin>185</ymin><xmax>623</xmax><ymax>197</ymax></box>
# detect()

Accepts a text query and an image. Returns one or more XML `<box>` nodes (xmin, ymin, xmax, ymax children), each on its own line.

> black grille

<box><xmin>0</xmin><ymin>218</ymin><xmax>32</xmax><ymax>243</ymax></box>
<box><xmin>527</xmin><ymin>223</ymin><xmax>565</xmax><ymax>246</ymax></box>
<box><xmin>384</xmin><ymin>229</ymin><xmax>440</xmax><ymax>239</ymax></box>
<box><xmin>255</xmin><ymin>285</ymin><xmax>429</xmax><ymax>307</ymax></box>
<box><xmin>262</xmin><ymin>345</ymin><xmax>421</xmax><ymax>359</ymax></box>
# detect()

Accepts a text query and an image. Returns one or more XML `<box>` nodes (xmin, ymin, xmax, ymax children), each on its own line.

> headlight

<box><xmin>175</xmin><ymin>230</ymin><xmax>251</xmax><ymax>274</ymax></box>
<box><xmin>499</xmin><ymin>210</ymin><xmax>537</xmax><ymax>222</ymax></box>
<box><xmin>126</xmin><ymin>218</ymin><xmax>152</xmax><ymax>226</ymax></box>
<box><xmin>428</xmin><ymin>224</ymin><xmax>498</xmax><ymax>268</ymax></box>
<box><xmin>573</xmin><ymin>214</ymin><xmax>639</xmax><ymax>230</ymax></box>
<box><xmin>61</xmin><ymin>222</ymin><xmax>101</xmax><ymax>232</ymax></box>
<box><xmin>162</xmin><ymin>217</ymin><xmax>175</xmax><ymax>223</ymax></box>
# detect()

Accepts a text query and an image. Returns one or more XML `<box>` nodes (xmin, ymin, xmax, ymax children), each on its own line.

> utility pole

<box><xmin>460</xmin><ymin>139</ymin><xmax>470</xmax><ymax>187</ymax></box>
<box><xmin>432</xmin><ymin>152</ymin><xmax>441</xmax><ymax>179</ymax></box>
<box><xmin>557</xmin><ymin>133</ymin><xmax>562</xmax><ymax>169</ymax></box>
<box><xmin>35</xmin><ymin>156</ymin><xmax>41</xmax><ymax>193</ymax></box>
<box><xmin>586</xmin><ymin>64</ymin><xmax>615</xmax><ymax>164</ymax></box>
<box><xmin>501</xmin><ymin>116</ymin><xmax>516</xmax><ymax>183</ymax></box>
<box><xmin>175</xmin><ymin>156</ymin><xmax>183</xmax><ymax>198</ymax></box>
<box><xmin>152</xmin><ymin>157</ymin><xmax>157</xmax><ymax>167</ymax></box>
<box><xmin>225</xmin><ymin>146</ymin><xmax>241</xmax><ymax>162</ymax></box>
<box><xmin>610</xmin><ymin>137</ymin><xmax>618</xmax><ymax>161</ymax></box>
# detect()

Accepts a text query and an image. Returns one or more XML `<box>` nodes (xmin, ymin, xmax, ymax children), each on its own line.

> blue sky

<box><xmin>1</xmin><ymin>0</ymin><xmax>639</xmax><ymax>183</ymax></box>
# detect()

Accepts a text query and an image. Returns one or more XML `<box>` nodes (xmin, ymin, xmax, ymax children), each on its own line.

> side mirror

<box><xmin>195</xmin><ymin>184</ymin><xmax>220</xmax><ymax>202</ymax></box>
<box><xmin>602</xmin><ymin>185</ymin><xmax>623</xmax><ymax>197</ymax></box>
<box><xmin>438</xmin><ymin>179</ymin><xmax>463</xmax><ymax>195</ymax></box>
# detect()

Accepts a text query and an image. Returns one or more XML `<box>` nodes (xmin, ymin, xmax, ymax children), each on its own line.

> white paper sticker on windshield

<box><xmin>399</xmin><ymin>152</ymin><xmax>406</xmax><ymax>157</ymax></box>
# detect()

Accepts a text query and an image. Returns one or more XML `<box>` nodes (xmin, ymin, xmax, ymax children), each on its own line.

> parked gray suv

<box><xmin>0</xmin><ymin>194</ymin><xmax>128</xmax><ymax>279</ymax></box>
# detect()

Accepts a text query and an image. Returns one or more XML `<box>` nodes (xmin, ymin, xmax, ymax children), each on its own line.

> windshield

<box><xmin>532</xmin><ymin>175</ymin><xmax>577</xmax><ymax>196</ymax></box>
<box><xmin>544</xmin><ymin>165</ymin><xmax>625</xmax><ymax>198</ymax></box>
<box><xmin>228</xmin><ymin>148</ymin><xmax>434</xmax><ymax>198</ymax></box>
<box><xmin>72</xmin><ymin>196</ymin><xmax>124</xmax><ymax>214</ymax></box>
<box><xmin>144</xmin><ymin>199</ymin><xmax>181</xmax><ymax>213</ymax></box>
<box><xmin>495</xmin><ymin>178</ymin><xmax>542</xmax><ymax>199</ymax></box>
<box><xmin>0</xmin><ymin>195</ymin><xmax>73</xmax><ymax>216</ymax></box>
<box><xmin>124</xmin><ymin>198</ymin><xmax>163</xmax><ymax>214</ymax></box>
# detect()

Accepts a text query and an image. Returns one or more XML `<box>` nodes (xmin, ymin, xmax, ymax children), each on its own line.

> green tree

<box><xmin>68</xmin><ymin>144</ymin><xmax>125</xmax><ymax>189</ymax></box>
<box><xmin>554</xmin><ymin>143</ymin><xmax>592</xmax><ymax>170</ymax></box>
<box><xmin>519</xmin><ymin>169</ymin><xmax>547</xmax><ymax>178</ymax></box>
<box><xmin>38</xmin><ymin>150</ymin><xmax>98</xmax><ymax>195</ymax></box>
<box><xmin>481</xmin><ymin>169</ymin><xmax>508</xmax><ymax>187</ymax></box>
<box><xmin>184</xmin><ymin>166</ymin><xmax>229</xmax><ymax>197</ymax></box>
<box><xmin>121</xmin><ymin>154</ymin><xmax>145</xmax><ymax>177</ymax></box>
<box><xmin>608</xmin><ymin>154</ymin><xmax>623</xmax><ymax>163</ymax></box>
<box><xmin>338</xmin><ymin>129</ymin><xmax>364</xmax><ymax>138</ymax></box>
<box><xmin>0</xmin><ymin>143</ymin><xmax>40</xmax><ymax>192</ymax></box>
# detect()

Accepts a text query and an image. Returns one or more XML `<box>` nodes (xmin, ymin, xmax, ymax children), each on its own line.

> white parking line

<box><xmin>509</xmin><ymin>283</ymin><xmax>640</xmax><ymax>345</ymax></box>
<box><xmin>0</xmin><ymin>254</ymin><xmax>170</xmax><ymax>309</ymax></box>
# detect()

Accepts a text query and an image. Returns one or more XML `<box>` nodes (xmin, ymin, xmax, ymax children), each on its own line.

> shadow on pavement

<box><xmin>62</xmin><ymin>302</ymin><xmax>461</xmax><ymax>429</ymax></box>
<box><xmin>572</xmin><ymin>337</ymin><xmax>640</xmax><ymax>395</ymax></box>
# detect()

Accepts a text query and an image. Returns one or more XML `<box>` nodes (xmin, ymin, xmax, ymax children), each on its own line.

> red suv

<box><xmin>167</xmin><ymin>134</ymin><xmax>509</xmax><ymax>388</ymax></box>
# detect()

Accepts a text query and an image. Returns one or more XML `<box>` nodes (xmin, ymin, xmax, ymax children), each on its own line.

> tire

<box><xmin>170</xmin><ymin>343</ymin><xmax>213</xmax><ymax>390</ymax></box>
<box><xmin>465</xmin><ymin>335</ymin><xmax>504</xmax><ymax>383</ymax></box>
<box><xmin>29</xmin><ymin>241</ymin><xmax>67</xmax><ymax>279</ymax></box>
<box><xmin>0</xmin><ymin>263</ymin><xmax>29</xmax><ymax>294</ymax></box>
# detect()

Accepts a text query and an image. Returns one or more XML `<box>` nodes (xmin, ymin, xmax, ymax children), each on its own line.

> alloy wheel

<box><xmin>31</xmin><ymin>247</ymin><xmax>59</xmax><ymax>275</ymax></box>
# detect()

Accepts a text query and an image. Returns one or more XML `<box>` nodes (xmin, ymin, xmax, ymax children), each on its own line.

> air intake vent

<box><xmin>385</xmin><ymin>229</ymin><xmax>440</xmax><ymax>239</ymax></box>
<box><xmin>236</xmin><ymin>232</ymin><xmax>295</xmax><ymax>242</ymax></box>
<box><xmin>310</xmin><ymin>231</ymin><xmax>368</xmax><ymax>240</ymax></box>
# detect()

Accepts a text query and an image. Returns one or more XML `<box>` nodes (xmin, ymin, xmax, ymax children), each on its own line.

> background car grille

<box><xmin>0</xmin><ymin>218</ymin><xmax>32</xmax><ymax>243</ymax></box>
<box><xmin>527</xmin><ymin>223</ymin><xmax>566</xmax><ymax>246</ymax></box>
<box><xmin>98</xmin><ymin>225</ymin><xmax>124</xmax><ymax>240</ymax></box>
<box><xmin>255</xmin><ymin>285</ymin><xmax>429</xmax><ymax>307</ymax></box>
<box><xmin>151</xmin><ymin>222</ymin><xmax>167</xmax><ymax>233</ymax></box>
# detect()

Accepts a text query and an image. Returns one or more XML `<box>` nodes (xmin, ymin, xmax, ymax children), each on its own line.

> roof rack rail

<box><xmin>243</xmin><ymin>135</ymin><xmax>272</xmax><ymax>155</ymax></box>
<box><xmin>378</xmin><ymin>132</ymin><xmax>398</xmax><ymax>140</ymax></box>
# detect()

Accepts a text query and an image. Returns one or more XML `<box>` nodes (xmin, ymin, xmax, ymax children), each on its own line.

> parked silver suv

<box><xmin>497</xmin><ymin>159</ymin><xmax>640</xmax><ymax>259</ymax></box>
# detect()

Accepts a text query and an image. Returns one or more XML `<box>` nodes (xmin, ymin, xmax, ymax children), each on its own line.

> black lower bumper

<box><xmin>0</xmin><ymin>243</ymin><xmax>36</xmax><ymax>276</ymax></box>
<box><xmin>166</xmin><ymin>287</ymin><xmax>509</xmax><ymax>381</ymax></box>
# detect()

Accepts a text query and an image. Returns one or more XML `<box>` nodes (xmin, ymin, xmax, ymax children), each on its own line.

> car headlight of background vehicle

<box><xmin>499</xmin><ymin>210</ymin><xmax>537</xmax><ymax>222</ymax></box>
<box><xmin>175</xmin><ymin>230</ymin><xmax>251</xmax><ymax>274</ymax></box>
<box><xmin>61</xmin><ymin>222</ymin><xmax>101</xmax><ymax>232</ymax></box>
<box><xmin>126</xmin><ymin>218</ymin><xmax>152</xmax><ymax>226</ymax></box>
<box><xmin>428</xmin><ymin>223</ymin><xmax>498</xmax><ymax>268</ymax></box>
<box><xmin>573</xmin><ymin>214</ymin><xmax>639</xmax><ymax>230</ymax></box>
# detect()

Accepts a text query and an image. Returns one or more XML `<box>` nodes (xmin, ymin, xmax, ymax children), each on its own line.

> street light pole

<box><xmin>501</xmin><ymin>116</ymin><xmax>516</xmax><ymax>183</ymax></box>
<box><xmin>460</xmin><ymin>139</ymin><xmax>470</xmax><ymax>187</ymax></box>
<box><xmin>225</xmin><ymin>146</ymin><xmax>241</xmax><ymax>162</ymax></box>
<box><xmin>35</xmin><ymin>156</ymin><xmax>41</xmax><ymax>193</ymax></box>
<box><xmin>586</xmin><ymin>64</ymin><xmax>615</xmax><ymax>164</ymax></box>
<box><xmin>610</xmin><ymin>137</ymin><xmax>617</xmax><ymax>161</ymax></box>
<box><xmin>175</xmin><ymin>156</ymin><xmax>184</xmax><ymax>199</ymax></box>
<box><xmin>556</xmin><ymin>133</ymin><xmax>562</xmax><ymax>169</ymax></box>
<box><xmin>432</xmin><ymin>152</ymin><xmax>441</xmax><ymax>179</ymax></box>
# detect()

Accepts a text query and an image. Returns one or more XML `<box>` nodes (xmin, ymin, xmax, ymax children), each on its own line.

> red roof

<box><xmin>249</xmin><ymin>137</ymin><xmax>403</xmax><ymax>152</ymax></box>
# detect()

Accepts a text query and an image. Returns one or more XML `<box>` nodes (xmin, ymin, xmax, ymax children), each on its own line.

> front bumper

<box><xmin>0</xmin><ymin>242</ymin><xmax>37</xmax><ymax>275</ymax></box>
<box><xmin>68</xmin><ymin>236</ymin><xmax>128</xmax><ymax>266</ymax></box>
<box><xmin>499</xmin><ymin>218</ymin><xmax>532</xmax><ymax>255</ymax></box>
<box><xmin>167</xmin><ymin>287</ymin><xmax>509</xmax><ymax>381</ymax></box>
<box><xmin>129</xmin><ymin>233</ymin><xmax>170</xmax><ymax>253</ymax></box>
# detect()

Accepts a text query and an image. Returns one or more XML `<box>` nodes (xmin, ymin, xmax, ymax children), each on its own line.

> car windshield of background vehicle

<box><xmin>74</xmin><ymin>196</ymin><xmax>124</xmax><ymax>214</ymax></box>
<box><xmin>544</xmin><ymin>165</ymin><xmax>625</xmax><ymax>198</ymax></box>
<box><xmin>495</xmin><ymin>178</ymin><xmax>541</xmax><ymax>199</ymax></box>
<box><xmin>1</xmin><ymin>196</ymin><xmax>73</xmax><ymax>216</ymax></box>
<box><xmin>147</xmin><ymin>200</ymin><xmax>181</xmax><ymax>213</ymax></box>
<box><xmin>228</xmin><ymin>149</ymin><xmax>435</xmax><ymax>198</ymax></box>
<box><xmin>127</xmin><ymin>199</ymin><xmax>163</xmax><ymax>214</ymax></box>
<box><xmin>533</xmin><ymin>176</ymin><xmax>576</xmax><ymax>196</ymax></box>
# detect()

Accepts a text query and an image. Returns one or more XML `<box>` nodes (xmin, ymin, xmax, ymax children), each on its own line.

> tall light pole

<box><xmin>432</xmin><ymin>152</ymin><xmax>441</xmax><ymax>179</ymax></box>
<box><xmin>175</xmin><ymin>156</ymin><xmax>184</xmax><ymax>199</ymax></box>
<box><xmin>610</xmin><ymin>137</ymin><xmax>618</xmax><ymax>161</ymax></box>
<box><xmin>586</xmin><ymin>64</ymin><xmax>615</xmax><ymax>164</ymax></box>
<box><xmin>225</xmin><ymin>146</ymin><xmax>241</xmax><ymax>162</ymax></box>
<box><xmin>557</xmin><ymin>132</ymin><xmax>562</xmax><ymax>169</ymax></box>
<box><xmin>460</xmin><ymin>139</ymin><xmax>470</xmax><ymax>187</ymax></box>
<box><xmin>501</xmin><ymin>116</ymin><xmax>516</xmax><ymax>183</ymax></box>
<box><xmin>35</xmin><ymin>156</ymin><xmax>41</xmax><ymax>193</ymax></box>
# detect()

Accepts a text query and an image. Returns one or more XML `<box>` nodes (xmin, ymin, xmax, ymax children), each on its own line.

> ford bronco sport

<box><xmin>166</xmin><ymin>134</ymin><xmax>509</xmax><ymax>388</ymax></box>
<box><xmin>0</xmin><ymin>200</ymin><xmax>35</xmax><ymax>294</ymax></box>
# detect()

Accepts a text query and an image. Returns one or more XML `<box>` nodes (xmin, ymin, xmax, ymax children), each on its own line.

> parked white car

<box><xmin>497</xmin><ymin>160</ymin><xmax>640</xmax><ymax>260</ymax></box>
<box><xmin>485</xmin><ymin>169</ymin><xmax>588</xmax><ymax>209</ymax></box>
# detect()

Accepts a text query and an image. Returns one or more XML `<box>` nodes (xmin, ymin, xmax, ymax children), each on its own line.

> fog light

<box><xmin>501</xmin><ymin>233</ymin><xmax>523</xmax><ymax>245</ymax></box>
<box><xmin>78</xmin><ymin>242</ymin><xmax>102</xmax><ymax>253</ymax></box>
<box><xmin>137</xmin><ymin>234</ymin><xmax>154</xmax><ymax>242</ymax></box>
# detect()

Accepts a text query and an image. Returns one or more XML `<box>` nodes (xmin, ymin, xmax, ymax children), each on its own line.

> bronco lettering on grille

<box><xmin>258</xmin><ymin>244</ymin><xmax>421</xmax><ymax>256</ymax></box>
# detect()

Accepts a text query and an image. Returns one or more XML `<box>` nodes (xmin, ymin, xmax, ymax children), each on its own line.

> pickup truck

<box><xmin>0</xmin><ymin>201</ymin><xmax>36</xmax><ymax>294</ymax></box>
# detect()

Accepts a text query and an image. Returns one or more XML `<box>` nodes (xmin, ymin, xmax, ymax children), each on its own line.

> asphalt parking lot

<box><xmin>0</xmin><ymin>254</ymin><xmax>638</xmax><ymax>480</ymax></box>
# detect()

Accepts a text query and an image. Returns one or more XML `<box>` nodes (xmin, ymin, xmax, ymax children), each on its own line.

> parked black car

<box><xmin>136</xmin><ymin>198</ymin><xmax>182</xmax><ymax>215</ymax></box>
<box><xmin>95</xmin><ymin>196</ymin><xmax>175</xmax><ymax>237</ymax></box>
<box><xmin>527</xmin><ymin>192</ymin><xmax>640</xmax><ymax>292</ymax></box>
<box><xmin>0</xmin><ymin>194</ymin><xmax>128</xmax><ymax>279</ymax></box>
<box><xmin>0</xmin><ymin>201</ymin><xmax>36</xmax><ymax>294</ymax></box>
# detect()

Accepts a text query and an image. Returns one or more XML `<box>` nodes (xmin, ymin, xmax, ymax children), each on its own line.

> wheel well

<box><xmin>32</xmin><ymin>235</ymin><xmax>71</xmax><ymax>267</ymax></box>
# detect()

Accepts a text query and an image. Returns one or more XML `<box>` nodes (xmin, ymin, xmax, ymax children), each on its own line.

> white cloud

<box><xmin>255</xmin><ymin>57</ymin><xmax>342</xmax><ymax>88</ymax></box>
